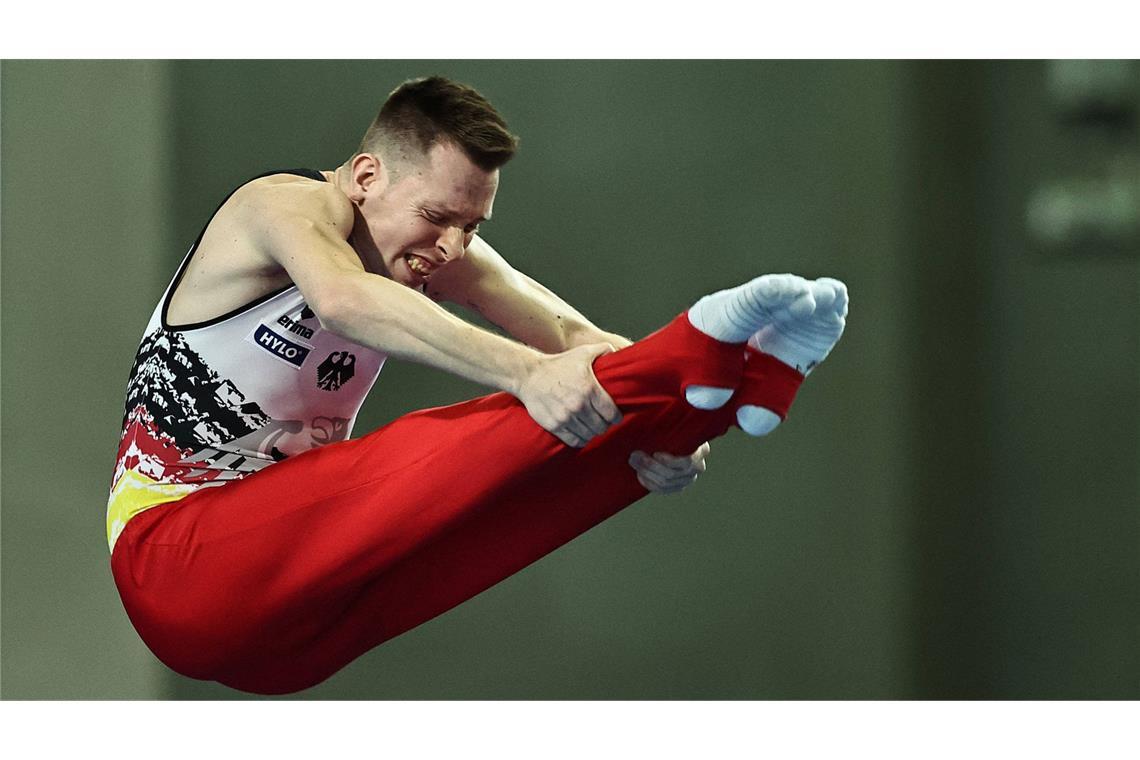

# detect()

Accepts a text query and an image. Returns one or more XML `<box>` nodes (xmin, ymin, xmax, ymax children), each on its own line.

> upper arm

<box><xmin>428</xmin><ymin>235</ymin><xmax>617</xmax><ymax>353</ymax></box>
<box><xmin>235</xmin><ymin>179</ymin><xmax>365</xmax><ymax>325</ymax></box>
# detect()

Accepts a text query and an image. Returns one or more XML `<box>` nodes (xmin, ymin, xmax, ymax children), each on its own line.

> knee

<box><xmin>119</xmin><ymin>587</ymin><xmax>261</xmax><ymax>682</ymax></box>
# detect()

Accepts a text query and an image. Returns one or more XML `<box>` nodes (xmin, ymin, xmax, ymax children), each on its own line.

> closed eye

<box><xmin>423</xmin><ymin>207</ymin><xmax>486</xmax><ymax>234</ymax></box>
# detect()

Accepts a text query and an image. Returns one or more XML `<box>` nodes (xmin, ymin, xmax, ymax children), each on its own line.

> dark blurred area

<box><xmin>2</xmin><ymin>60</ymin><xmax>1136</xmax><ymax>699</ymax></box>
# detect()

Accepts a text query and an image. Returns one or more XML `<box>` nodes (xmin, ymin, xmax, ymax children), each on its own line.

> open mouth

<box><xmin>404</xmin><ymin>253</ymin><xmax>435</xmax><ymax>281</ymax></box>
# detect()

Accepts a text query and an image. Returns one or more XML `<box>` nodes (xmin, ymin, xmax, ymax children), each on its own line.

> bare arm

<box><xmin>239</xmin><ymin>180</ymin><xmax>619</xmax><ymax>447</ymax></box>
<box><xmin>429</xmin><ymin>235</ymin><xmax>712</xmax><ymax>493</ymax></box>
<box><xmin>427</xmin><ymin>235</ymin><xmax>634</xmax><ymax>353</ymax></box>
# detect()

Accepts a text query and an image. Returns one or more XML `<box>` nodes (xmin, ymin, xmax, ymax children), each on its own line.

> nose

<box><xmin>437</xmin><ymin>225</ymin><xmax>466</xmax><ymax>263</ymax></box>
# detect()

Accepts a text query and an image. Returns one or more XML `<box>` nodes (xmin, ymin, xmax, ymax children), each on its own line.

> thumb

<box><xmin>580</xmin><ymin>342</ymin><xmax>616</xmax><ymax>360</ymax></box>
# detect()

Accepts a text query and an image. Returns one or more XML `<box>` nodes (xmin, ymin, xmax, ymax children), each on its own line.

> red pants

<box><xmin>111</xmin><ymin>315</ymin><xmax>803</xmax><ymax>694</ymax></box>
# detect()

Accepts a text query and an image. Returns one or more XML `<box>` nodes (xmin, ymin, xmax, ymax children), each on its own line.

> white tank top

<box><xmin>106</xmin><ymin>169</ymin><xmax>386</xmax><ymax>551</ymax></box>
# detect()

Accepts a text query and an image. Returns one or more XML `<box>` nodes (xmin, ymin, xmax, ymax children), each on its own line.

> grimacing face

<box><xmin>352</xmin><ymin>141</ymin><xmax>498</xmax><ymax>288</ymax></box>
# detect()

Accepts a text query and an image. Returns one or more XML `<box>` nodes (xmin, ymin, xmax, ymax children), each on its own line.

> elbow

<box><xmin>308</xmin><ymin>278</ymin><xmax>362</xmax><ymax>337</ymax></box>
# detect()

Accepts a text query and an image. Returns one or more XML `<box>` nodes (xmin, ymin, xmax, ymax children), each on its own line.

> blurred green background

<box><xmin>2</xmin><ymin>60</ymin><xmax>1136</xmax><ymax>699</ymax></box>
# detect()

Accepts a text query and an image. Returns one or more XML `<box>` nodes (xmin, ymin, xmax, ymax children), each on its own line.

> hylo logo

<box><xmin>252</xmin><ymin>325</ymin><xmax>311</xmax><ymax>368</ymax></box>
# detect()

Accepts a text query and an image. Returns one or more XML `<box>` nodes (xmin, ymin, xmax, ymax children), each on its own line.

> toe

<box><xmin>755</xmin><ymin>273</ymin><xmax>798</xmax><ymax>306</ymax></box>
<box><xmin>787</xmin><ymin>289</ymin><xmax>817</xmax><ymax>319</ymax></box>
<box><xmin>811</xmin><ymin>279</ymin><xmax>837</xmax><ymax>310</ymax></box>
<box><xmin>754</xmin><ymin>276</ymin><xmax>778</xmax><ymax>303</ymax></box>
<box><xmin>816</xmin><ymin>277</ymin><xmax>848</xmax><ymax>318</ymax></box>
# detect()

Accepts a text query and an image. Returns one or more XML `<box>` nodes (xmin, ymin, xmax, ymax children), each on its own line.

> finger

<box><xmin>631</xmin><ymin>453</ymin><xmax>697</xmax><ymax>489</ymax></box>
<box><xmin>556</xmin><ymin>428</ymin><xmax>584</xmax><ymax>448</ymax></box>
<box><xmin>649</xmin><ymin>453</ymin><xmax>702</xmax><ymax>477</ymax></box>
<box><xmin>652</xmin><ymin>442</ymin><xmax>711</xmax><ymax>471</ymax></box>
<box><xmin>535</xmin><ymin>408</ymin><xmax>575</xmax><ymax>447</ymax></box>
<box><xmin>634</xmin><ymin>466</ymin><xmax>678</xmax><ymax>493</ymax></box>
<box><xmin>589</xmin><ymin>381</ymin><xmax>622</xmax><ymax>425</ymax></box>
<box><xmin>562</xmin><ymin>416</ymin><xmax>595</xmax><ymax>446</ymax></box>
<box><xmin>653</xmin><ymin>466</ymin><xmax>699</xmax><ymax>488</ymax></box>
<box><xmin>654</xmin><ymin>441</ymin><xmax>711</xmax><ymax>464</ymax></box>
<box><xmin>634</xmin><ymin>470</ymin><xmax>655</xmax><ymax>491</ymax></box>
<box><xmin>575</xmin><ymin>404</ymin><xmax>610</xmax><ymax>439</ymax></box>
<box><xmin>655</xmin><ymin>451</ymin><xmax>707</xmax><ymax>475</ymax></box>
<box><xmin>650</xmin><ymin>452</ymin><xmax>692</xmax><ymax>470</ymax></box>
<box><xmin>633</xmin><ymin>452</ymin><xmax>684</xmax><ymax>480</ymax></box>
<box><xmin>641</xmin><ymin>468</ymin><xmax>695</xmax><ymax>494</ymax></box>
<box><xmin>548</xmin><ymin>408</ymin><xmax>587</xmax><ymax>447</ymax></box>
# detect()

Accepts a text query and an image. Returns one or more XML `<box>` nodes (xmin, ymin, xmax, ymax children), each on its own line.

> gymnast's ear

<box><xmin>346</xmin><ymin>153</ymin><xmax>387</xmax><ymax>201</ymax></box>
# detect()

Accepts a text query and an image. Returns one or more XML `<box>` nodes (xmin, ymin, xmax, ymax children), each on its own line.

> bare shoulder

<box><xmin>230</xmin><ymin>173</ymin><xmax>353</xmax><ymax>235</ymax></box>
<box><xmin>168</xmin><ymin>172</ymin><xmax>353</xmax><ymax>325</ymax></box>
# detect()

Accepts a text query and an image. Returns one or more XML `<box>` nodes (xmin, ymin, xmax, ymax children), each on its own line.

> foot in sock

<box><xmin>684</xmin><ymin>274</ymin><xmax>847</xmax><ymax>423</ymax></box>
<box><xmin>685</xmin><ymin>273</ymin><xmax>822</xmax><ymax>409</ymax></box>
<box><xmin>736</xmin><ymin>276</ymin><xmax>848</xmax><ymax>435</ymax></box>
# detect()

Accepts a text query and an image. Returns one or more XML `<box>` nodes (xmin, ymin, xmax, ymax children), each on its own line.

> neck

<box><xmin>324</xmin><ymin>164</ymin><xmax>351</xmax><ymax>193</ymax></box>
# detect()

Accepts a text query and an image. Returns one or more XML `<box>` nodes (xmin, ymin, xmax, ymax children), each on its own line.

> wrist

<box><xmin>564</xmin><ymin>324</ymin><xmax>631</xmax><ymax>351</ymax></box>
<box><xmin>506</xmin><ymin>341</ymin><xmax>544</xmax><ymax>396</ymax></box>
<box><xmin>603</xmin><ymin>332</ymin><xmax>634</xmax><ymax>350</ymax></box>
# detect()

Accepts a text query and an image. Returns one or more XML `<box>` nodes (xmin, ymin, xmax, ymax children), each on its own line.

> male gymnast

<box><xmin>108</xmin><ymin>76</ymin><xmax>848</xmax><ymax>694</ymax></box>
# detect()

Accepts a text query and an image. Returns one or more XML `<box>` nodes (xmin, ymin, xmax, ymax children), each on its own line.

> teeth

<box><xmin>406</xmin><ymin>255</ymin><xmax>431</xmax><ymax>276</ymax></box>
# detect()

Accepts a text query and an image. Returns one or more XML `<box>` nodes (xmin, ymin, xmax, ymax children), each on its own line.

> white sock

<box><xmin>685</xmin><ymin>274</ymin><xmax>817</xmax><ymax>410</ymax></box>
<box><xmin>744</xmin><ymin>277</ymin><xmax>846</xmax><ymax>376</ymax></box>
<box><xmin>686</xmin><ymin>274</ymin><xmax>815</xmax><ymax>344</ymax></box>
<box><xmin>736</xmin><ymin>277</ymin><xmax>848</xmax><ymax>434</ymax></box>
<box><xmin>684</xmin><ymin>385</ymin><xmax>734</xmax><ymax>410</ymax></box>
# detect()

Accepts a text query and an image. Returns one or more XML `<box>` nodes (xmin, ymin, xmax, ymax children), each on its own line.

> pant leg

<box><xmin>111</xmin><ymin>315</ymin><xmax>746</xmax><ymax>693</ymax></box>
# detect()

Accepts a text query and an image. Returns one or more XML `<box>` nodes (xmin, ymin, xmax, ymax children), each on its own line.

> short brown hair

<box><xmin>358</xmin><ymin>76</ymin><xmax>519</xmax><ymax>172</ymax></box>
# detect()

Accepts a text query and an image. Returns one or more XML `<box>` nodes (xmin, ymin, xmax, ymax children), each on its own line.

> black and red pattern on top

<box><xmin>116</xmin><ymin>327</ymin><xmax>272</xmax><ymax>486</ymax></box>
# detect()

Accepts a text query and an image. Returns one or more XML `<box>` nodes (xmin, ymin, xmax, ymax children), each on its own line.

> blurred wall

<box><xmin>903</xmin><ymin>62</ymin><xmax>1138</xmax><ymax>698</ymax></box>
<box><xmin>1</xmin><ymin>60</ymin><xmax>1135</xmax><ymax>700</ymax></box>
<box><xmin>2</xmin><ymin>60</ymin><xmax>172</xmax><ymax>698</ymax></box>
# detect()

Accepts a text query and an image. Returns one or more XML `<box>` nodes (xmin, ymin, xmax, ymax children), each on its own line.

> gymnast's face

<box><xmin>349</xmin><ymin>141</ymin><xmax>497</xmax><ymax>288</ymax></box>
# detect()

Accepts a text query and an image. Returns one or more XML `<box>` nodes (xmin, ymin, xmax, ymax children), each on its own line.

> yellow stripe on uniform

<box><xmin>106</xmin><ymin>470</ymin><xmax>197</xmax><ymax>551</ymax></box>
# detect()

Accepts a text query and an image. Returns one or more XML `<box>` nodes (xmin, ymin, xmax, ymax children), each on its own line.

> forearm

<box><xmin>320</xmin><ymin>271</ymin><xmax>541</xmax><ymax>395</ymax></box>
<box><xmin>505</xmin><ymin>272</ymin><xmax>633</xmax><ymax>352</ymax></box>
<box><xmin>563</xmin><ymin>324</ymin><xmax>633</xmax><ymax>352</ymax></box>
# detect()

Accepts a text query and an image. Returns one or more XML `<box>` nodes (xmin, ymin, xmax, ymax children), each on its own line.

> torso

<box><xmin>106</xmin><ymin>168</ymin><xmax>387</xmax><ymax>553</ymax></box>
<box><xmin>167</xmin><ymin>173</ymin><xmax>327</xmax><ymax>326</ymax></box>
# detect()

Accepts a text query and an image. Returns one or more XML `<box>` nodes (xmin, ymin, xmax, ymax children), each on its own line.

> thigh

<box><xmin>115</xmin><ymin>313</ymin><xmax>745</xmax><ymax>688</ymax></box>
<box><xmin>210</xmin><ymin>316</ymin><xmax>748</xmax><ymax>692</ymax></box>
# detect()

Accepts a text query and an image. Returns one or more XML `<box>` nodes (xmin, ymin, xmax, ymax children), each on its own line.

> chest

<box><xmin>167</xmin><ymin>213</ymin><xmax>291</xmax><ymax>326</ymax></box>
